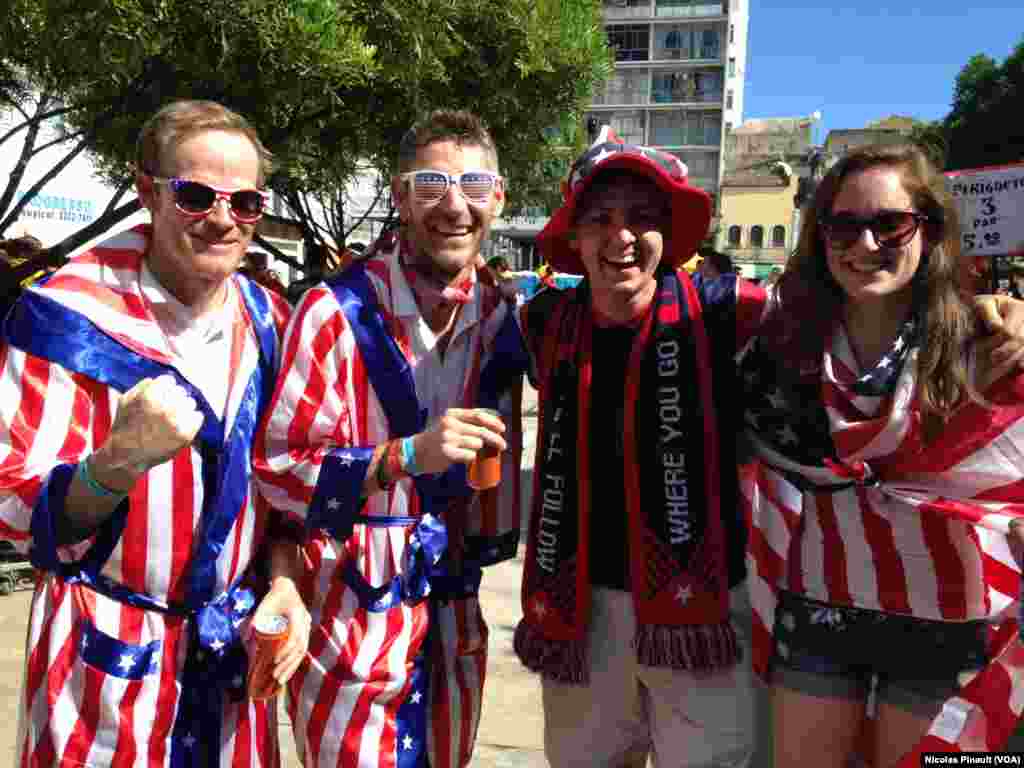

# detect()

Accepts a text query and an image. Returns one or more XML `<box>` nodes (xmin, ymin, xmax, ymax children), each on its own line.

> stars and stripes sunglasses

<box><xmin>150</xmin><ymin>176</ymin><xmax>269</xmax><ymax>223</ymax></box>
<box><xmin>399</xmin><ymin>170</ymin><xmax>503</xmax><ymax>207</ymax></box>
<box><xmin>821</xmin><ymin>210</ymin><xmax>929</xmax><ymax>250</ymax></box>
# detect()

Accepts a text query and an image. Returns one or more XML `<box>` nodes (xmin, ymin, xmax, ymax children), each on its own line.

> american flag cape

<box><xmin>0</xmin><ymin>225</ymin><xmax>292</xmax><ymax>768</ymax></box>
<box><xmin>253</xmin><ymin>244</ymin><xmax>529</xmax><ymax>768</ymax></box>
<box><xmin>740</xmin><ymin>323</ymin><xmax>1024</xmax><ymax>762</ymax></box>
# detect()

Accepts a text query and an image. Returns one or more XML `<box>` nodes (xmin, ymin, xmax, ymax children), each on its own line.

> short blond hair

<box><xmin>136</xmin><ymin>100</ymin><xmax>272</xmax><ymax>185</ymax></box>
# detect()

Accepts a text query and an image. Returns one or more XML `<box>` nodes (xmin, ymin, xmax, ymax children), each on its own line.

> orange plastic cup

<box><xmin>247</xmin><ymin>614</ymin><xmax>290</xmax><ymax>700</ymax></box>
<box><xmin>468</xmin><ymin>408</ymin><xmax>503</xmax><ymax>491</ymax></box>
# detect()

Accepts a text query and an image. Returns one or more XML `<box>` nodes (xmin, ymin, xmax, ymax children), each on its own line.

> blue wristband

<box><xmin>78</xmin><ymin>455</ymin><xmax>128</xmax><ymax>500</ymax></box>
<box><xmin>400</xmin><ymin>437</ymin><xmax>419</xmax><ymax>476</ymax></box>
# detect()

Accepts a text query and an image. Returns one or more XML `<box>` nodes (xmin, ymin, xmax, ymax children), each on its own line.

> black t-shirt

<box><xmin>588</xmin><ymin>324</ymin><xmax>636</xmax><ymax>590</ymax></box>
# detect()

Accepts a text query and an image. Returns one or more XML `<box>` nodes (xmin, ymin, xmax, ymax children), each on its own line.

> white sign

<box><xmin>946</xmin><ymin>162</ymin><xmax>1024</xmax><ymax>258</ymax></box>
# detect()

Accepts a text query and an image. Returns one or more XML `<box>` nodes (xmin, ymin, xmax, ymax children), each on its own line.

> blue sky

<box><xmin>742</xmin><ymin>0</ymin><xmax>1023</xmax><ymax>141</ymax></box>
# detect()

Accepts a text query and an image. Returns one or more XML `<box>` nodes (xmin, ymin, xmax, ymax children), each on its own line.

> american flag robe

<box><xmin>0</xmin><ymin>225</ymin><xmax>292</xmax><ymax>768</ymax></box>
<box><xmin>741</xmin><ymin>322</ymin><xmax>1024</xmax><ymax>762</ymax></box>
<box><xmin>253</xmin><ymin>246</ymin><xmax>528</xmax><ymax>768</ymax></box>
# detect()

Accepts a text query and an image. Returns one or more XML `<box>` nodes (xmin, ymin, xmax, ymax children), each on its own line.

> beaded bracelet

<box><xmin>399</xmin><ymin>436</ymin><xmax>419</xmax><ymax>476</ymax></box>
<box><xmin>375</xmin><ymin>440</ymin><xmax>406</xmax><ymax>491</ymax></box>
<box><xmin>78</xmin><ymin>455</ymin><xmax>128</xmax><ymax>500</ymax></box>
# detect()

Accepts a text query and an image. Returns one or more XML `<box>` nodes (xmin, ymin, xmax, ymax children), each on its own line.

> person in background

<box><xmin>254</xmin><ymin>109</ymin><xmax>528</xmax><ymax>768</ymax></box>
<box><xmin>741</xmin><ymin>143</ymin><xmax>1024</xmax><ymax>766</ymax></box>
<box><xmin>0</xmin><ymin>99</ymin><xmax>307</xmax><ymax>767</ymax></box>
<box><xmin>698</xmin><ymin>247</ymin><xmax>735</xmax><ymax>280</ymax></box>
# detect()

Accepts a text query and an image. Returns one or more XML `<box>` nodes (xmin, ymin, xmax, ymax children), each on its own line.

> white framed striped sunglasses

<box><xmin>399</xmin><ymin>170</ymin><xmax>503</xmax><ymax>207</ymax></box>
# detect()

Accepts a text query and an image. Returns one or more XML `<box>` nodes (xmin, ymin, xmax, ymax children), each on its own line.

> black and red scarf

<box><xmin>514</xmin><ymin>268</ymin><xmax>739</xmax><ymax>684</ymax></box>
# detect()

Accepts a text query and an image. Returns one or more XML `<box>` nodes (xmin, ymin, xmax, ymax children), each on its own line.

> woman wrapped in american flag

<box><xmin>740</xmin><ymin>143</ymin><xmax>1024</xmax><ymax>766</ymax></box>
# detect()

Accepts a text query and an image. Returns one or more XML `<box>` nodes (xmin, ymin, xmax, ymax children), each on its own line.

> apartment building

<box><xmin>586</xmin><ymin>0</ymin><xmax>749</xmax><ymax>201</ymax></box>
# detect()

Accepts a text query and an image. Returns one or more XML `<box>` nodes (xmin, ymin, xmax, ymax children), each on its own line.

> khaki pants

<box><xmin>542</xmin><ymin>587</ymin><xmax>755</xmax><ymax>768</ymax></box>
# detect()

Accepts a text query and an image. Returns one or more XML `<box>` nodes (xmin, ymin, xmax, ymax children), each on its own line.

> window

<box><xmin>726</xmin><ymin>89</ymin><xmax>734</xmax><ymax>109</ymax></box>
<box><xmin>728</xmin><ymin>57</ymin><xmax>736</xmax><ymax>77</ymax></box>
<box><xmin>650</xmin><ymin>111</ymin><xmax>685</xmax><ymax>145</ymax></box>
<box><xmin>595</xmin><ymin>70</ymin><xmax>649</xmax><ymax>105</ymax></box>
<box><xmin>772</xmin><ymin>225</ymin><xmax>786</xmax><ymax>247</ymax></box>
<box><xmin>654</xmin><ymin>25</ymin><xmax>691</xmax><ymax>59</ymax></box>
<box><xmin>694</xmin><ymin>70</ymin><xmax>722</xmax><ymax>102</ymax></box>
<box><xmin>700</xmin><ymin>28</ymin><xmax>720</xmax><ymax>59</ymax></box>
<box><xmin>703</xmin><ymin>113</ymin><xmax>722</xmax><ymax>145</ymax></box>
<box><xmin>607</xmin><ymin>25</ymin><xmax>650</xmax><ymax>61</ymax></box>
<box><xmin>750</xmin><ymin>225</ymin><xmax>764</xmax><ymax>248</ymax></box>
<box><xmin>591</xmin><ymin>110</ymin><xmax>645</xmax><ymax>144</ymax></box>
<box><xmin>728</xmin><ymin>225</ymin><xmax>741</xmax><ymax>247</ymax></box>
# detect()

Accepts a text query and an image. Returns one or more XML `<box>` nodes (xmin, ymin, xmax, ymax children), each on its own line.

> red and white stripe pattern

<box><xmin>254</xmin><ymin>245</ymin><xmax>523</xmax><ymax>768</ymax></box>
<box><xmin>743</xmin><ymin>324</ymin><xmax>1024</xmax><ymax>759</ymax></box>
<box><xmin>1</xmin><ymin>226</ymin><xmax>291</xmax><ymax>767</ymax></box>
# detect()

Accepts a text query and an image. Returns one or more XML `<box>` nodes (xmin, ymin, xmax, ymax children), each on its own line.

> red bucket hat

<box><xmin>537</xmin><ymin>126</ymin><xmax>712</xmax><ymax>274</ymax></box>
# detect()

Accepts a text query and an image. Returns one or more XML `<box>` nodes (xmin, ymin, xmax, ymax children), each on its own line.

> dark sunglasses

<box><xmin>151</xmin><ymin>176</ymin><xmax>269</xmax><ymax>223</ymax></box>
<box><xmin>821</xmin><ymin>210</ymin><xmax>929</xmax><ymax>250</ymax></box>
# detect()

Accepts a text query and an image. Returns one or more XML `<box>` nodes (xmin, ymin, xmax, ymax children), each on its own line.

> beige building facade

<box><xmin>718</xmin><ymin>164</ymin><xmax>798</xmax><ymax>278</ymax></box>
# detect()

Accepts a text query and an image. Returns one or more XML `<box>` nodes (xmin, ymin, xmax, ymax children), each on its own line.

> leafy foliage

<box><xmin>3</xmin><ymin>0</ymin><xmax>610</xmax><ymax>253</ymax></box>
<box><xmin>942</xmin><ymin>41</ymin><xmax>1024</xmax><ymax>171</ymax></box>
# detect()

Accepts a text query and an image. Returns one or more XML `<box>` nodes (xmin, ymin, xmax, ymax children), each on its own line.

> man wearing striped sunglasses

<box><xmin>254</xmin><ymin>110</ymin><xmax>529</xmax><ymax>768</ymax></box>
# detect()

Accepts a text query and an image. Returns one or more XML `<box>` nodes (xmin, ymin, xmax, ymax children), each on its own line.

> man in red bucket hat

<box><xmin>514</xmin><ymin>126</ymin><xmax>769</xmax><ymax>766</ymax></box>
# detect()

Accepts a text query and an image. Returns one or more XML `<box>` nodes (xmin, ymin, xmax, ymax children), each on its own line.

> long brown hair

<box><xmin>769</xmin><ymin>143</ymin><xmax>973</xmax><ymax>438</ymax></box>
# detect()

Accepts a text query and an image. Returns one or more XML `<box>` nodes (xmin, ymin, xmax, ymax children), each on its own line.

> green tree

<box><xmin>907</xmin><ymin>119</ymin><xmax>948</xmax><ymax>170</ymax></box>
<box><xmin>6</xmin><ymin>0</ymin><xmax>610</xmax><ymax>261</ymax></box>
<box><xmin>278</xmin><ymin>0</ymin><xmax>610</xmax><ymax>248</ymax></box>
<box><xmin>943</xmin><ymin>41</ymin><xmax>1024</xmax><ymax>171</ymax></box>
<box><xmin>4</xmin><ymin>0</ymin><xmax>378</xmax><ymax>258</ymax></box>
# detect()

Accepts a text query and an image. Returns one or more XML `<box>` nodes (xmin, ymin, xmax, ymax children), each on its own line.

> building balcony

<box><xmin>654</xmin><ymin>2</ymin><xmax>725</xmax><ymax>18</ymax></box>
<box><xmin>650</xmin><ymin>88</ymin><xmax>722</xmax><ymax>105</ymax></box>
<box><xmin>603</xmin><ymin>4</ymin><xmax>654</xmax><ymax>20</ymax></box>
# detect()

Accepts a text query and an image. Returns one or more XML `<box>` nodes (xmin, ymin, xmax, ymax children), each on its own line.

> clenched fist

<box><xmin>94</xmin><ymin>375</ymin><xmax>204</xmax><ymax>478</ymax></box>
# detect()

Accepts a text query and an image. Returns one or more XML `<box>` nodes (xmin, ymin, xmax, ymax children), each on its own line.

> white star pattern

<box><xmin>893</xmin><ymin>336</ymin><xmax>905</xmax><ymax>352</ymax></box>
<box><xmin>877</xmin><ymin>355</ymin><xmax>891</xmax><ymax>369</ymax></box>
<box><xmin>402</xmin><ymin>734</ymin><xmax>414</xmax><ymax>751</ymax></box>
<box><xmin>338</xmin><ymin>453</ymin><xmax>355</xmax><ymax>467</ymax></box>
<box><xmin>118</xmin><ymin>654</ymin><xmax>135</xmax><ymax>671</ymax></box>
<box><xmin>410</xmin><ymin>690</ymin><xmax>422</xmax><ymax>704</ymax></box>
<box><xmin>377</xmin><ymin>592</ymin><xmax>392</xmax><ymax>608</ymax></box>
<box><xmin>766</xmin><ymin>389</ymin><xmax>786</xmax><ymax>409</ymax></box>
<box><xmin>744</xmin><ymin>411</ymin><xmax>760</xmax><ymax>430</ymax></box>
<box><xmin>80</xmin><ymin>635</ymin><xmax>88</xmax><ymax>650</ymax></box>
<box><xmin>209</xmin><ymin>638</ymin><xmax>225</xmax><ymax>652</ymax></box>
<box><xmin>327</xmin><ymin>497</ymin><xmax>341</xmax><ymax>512</ymax></box>
<box><xmin>183</xmin><ymin>734</ymin><xmax>197</xmax><ymax>749</ymax></box>
<box><xmin>675</xmin><ymin>585</ymin><xmax>693</xmax><ymax>605</ymax></box>
<box><xmin>532</xmin><ymin>598</ymin><xmax>548</xmax><ymax>618</ymax></box>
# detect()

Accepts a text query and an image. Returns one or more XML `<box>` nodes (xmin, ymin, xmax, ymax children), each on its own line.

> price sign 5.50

<box><xmin>946</xmin><ymin>162</ymin><xmax>1024</xmax><ymax>258</ymax></box>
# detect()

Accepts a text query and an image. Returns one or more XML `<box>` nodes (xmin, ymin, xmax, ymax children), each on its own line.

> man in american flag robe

<box><xmin>0</xmin><ymin>101</ymin><xmax>298</xmax><ymax>768</ymax></box>
<box><xmin>254</xmin><ymin>110</ymin><xmax>528</xmax><ymax>768</ymax></box>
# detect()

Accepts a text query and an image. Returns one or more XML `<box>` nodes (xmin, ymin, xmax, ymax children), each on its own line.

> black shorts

<box><xmin>770</xmin><ymin>591</ymin><xmax>989</xmax><ymax>716</ymax></box>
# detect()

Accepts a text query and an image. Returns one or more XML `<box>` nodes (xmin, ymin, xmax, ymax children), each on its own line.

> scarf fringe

<box><xmin>634</xmin><ymin>621</ymin><xmax>741</xmax><ymax>673</ymax></box>
<box><xmin>513</xmin><ymin>619</ymin><xmax>589</xmax><ymax>685</ymax></box>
